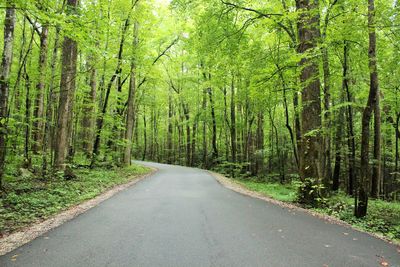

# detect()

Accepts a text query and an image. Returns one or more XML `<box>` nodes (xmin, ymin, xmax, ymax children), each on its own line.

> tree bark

<box><xmin>123</xmin><ymin>20</ymin><xmax>139</xmax><ymax>165</ymax></box>
<box><xmin>32</xmin><ymin>26</ymin><xmax>49</xmax><ymax>154</ymax></box>
<box><xmin>82</xmin><ymin>57</ymin><xmax>97</xmax><ymax>156</ymax></box>
<box><xmin>230</xmin><ymin>76</ymin><xmax>237</xmax><ymax>164</ymax></box>
<box><xmin>54</xmin><ymin>0</ymin><xmax>79</xmax><ymax>169</ymax></box>
<box><xmin>208</xmin><ymin>87</ymin><xmax>218</xmax><ymax>163</ymax></box>
<box><xmin>371</xmin><ymin>88</ymin><xmax>381</xmax><ymax>198</ymax></box>
<box><xmin>296</xmin><ymin>0</ymin><xmax>323</xmax><ymax>205</ymax></box>
<box><xmin>0</xmin><ymin>2</ymin><xmax>16</xmax><ymax>188</ymax></box>
<box><xmin>167</xmin><ymin>90</ymin><xmax>173</xmax><ymax>164</ymax></box>
<box><xmin>356</xmin><ymin>0</ymin><xmax>379</xmax><ymax>218</ymax></box>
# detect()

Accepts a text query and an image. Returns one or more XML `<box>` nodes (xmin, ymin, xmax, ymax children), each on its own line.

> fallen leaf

<box><xmin>343</xmin><ymin>232</ymin><xmax>349</xmax><ymax>236</ymax></box>
<box><xmin>352</xmin><ymin>238</ymin><xmax>358</xmax><ymax>241</ymax></box>
<box><xmin>323</xmin><ymin>264</ymin><xmax>329</xmax><ymax>267</ymax></box>
<box><xmin>278</xmin><ymin>229</ymin><xmax>283</xmax><ymax>232</ymax></box>
<box><xmin>11</xmin><ymin>254</ymin><xmax>18</xmax><ymax>261</ymax></box>
<box><xmin>324</xmin><ymin>244</ymin><xmax>331</xmax><ymax>248</ymax></box>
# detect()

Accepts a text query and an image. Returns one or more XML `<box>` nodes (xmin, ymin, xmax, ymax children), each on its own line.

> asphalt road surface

<box><xmin>1</xmin><ymin>161</ymin><xmax>399</xmax><ymax>267</ymax></box>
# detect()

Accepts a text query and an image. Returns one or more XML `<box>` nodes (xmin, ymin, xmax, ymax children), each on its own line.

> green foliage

<box><xmin>237</xmin><ymin>178</ymin><xmax>298</xmax><ymax>203</ymax></box>
<box><xmin>315</xmin><ymin>194</ymin><xmax>400</xmax><ymax>242</ymax></box>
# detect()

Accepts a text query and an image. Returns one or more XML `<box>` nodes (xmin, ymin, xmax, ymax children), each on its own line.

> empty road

<box><xmin>1</xmin><ymin>161</ymin><xmax>399</xmax><ymax>267</ymax></box>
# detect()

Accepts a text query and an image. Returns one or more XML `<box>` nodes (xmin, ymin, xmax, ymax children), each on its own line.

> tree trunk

<box><xmin>142</xmin><ymin>110</ymin><xmax>147</xmax><ymax>161</ymax></box>
<box><xmin>123</xmin><ymin>20</ymin><xmax>139</xmax><ymax>165</ymax></box>
<box><xmin>208</xmin><ymin>87</ymin><xmax>218</xmax><ymax>163</ymax></box>
<box><xmin>23</xmin><ymin>67</ymin><xmax>32</xmax><ymax>168</ymax></box>
<box><xmin>296</xmin><ymin>0</ymin><xmax>323</xmax><ymax>205</ymax></box>
<box><xmin>82</xmin><ymin>57</ymin><xmax>97</xmax><ymax>156</ymax></box>
<box><xmin>342</xmin><ymin>42</ymin><xmax>356</xmax><ymax>196</ymax></box>
<box><xmin>167</xmin><ymin>91</ymin><xmax>173</xmax><ymax>164</ymax></box>
<box><xmin>0</xmin><ymin>3</ymin><xmax>16</xmax><ymax>188</ymax></box>
<box><xmin>230</xmin><ymin>76</ymin><xmax>237</xmax><ymax>164</ymax></box>
<box><xmin>356</xmin><ymin>0</ymin><xmax>379</xmax><ymax>218</ymax></box>
<box><xmin>278</xmin><ymin>64</ymin><xmax>299</xmax><ymax>168</ymax></box>
<box><xmin>322</xmin><ymin>42</ymin><xmax>332</xmax><ymax>190</ymax></box>
<box><xmin>395</xmin><ymin>113</ymin><xmax>400</xmax><ymax>186</ymax></box>
<box><xmin>255</xmin><ymin>112</ymin><xmax>264</xmax><ymax>175</ymax></box>
<box><xmin>32</xmin><ymin>26</ymin><xmax>49</xmax><ymax>154</ymax></box>
<box><xmin>54</xmin><ymin>0</ymin><xmax>79</xmax><ymax>169</ymax></box>
<box><xmin>371</xmin><ymin>89</ymin><xmax>381</xmax><ymax>198</ymax></box>
<box><xmin>332</xmin><ymin>103</ymin><xmax>343</xmax><ymax>191</ymax></box>
<box><xmin>202</xmin><ymin>88</ymin><xmax>207</xmax><ymax>167</ymax></box>
<box><xmin>42</xmin><ymin>28</ymin><xmax>61</xmax><ymax>172</ymax></box>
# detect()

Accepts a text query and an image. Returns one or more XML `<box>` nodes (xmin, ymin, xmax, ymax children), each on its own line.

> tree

<box><xmin>0</xmin><ymin>1</ymin><xmax>16</xmax><ymax>188</ymax></box>
<box><xmin>53</xmin><ymin>0</ymin><xmax>79</xmax><ymax>169</ymax></box>
<box><xmin>356</xmin><ymin>0</ymin><xmax>380</xmax><ymax>218</ymax></box>
<box><xmin>296</xmin><ymin>0</ymin><xmax>323</xmax><ymax>205</ymax></box>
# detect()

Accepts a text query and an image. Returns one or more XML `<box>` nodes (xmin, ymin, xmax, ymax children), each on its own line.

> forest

<box><xmin>0</xmin><ymin>0</ymin><xmax>399</xmax><ymax>240</ymax></box>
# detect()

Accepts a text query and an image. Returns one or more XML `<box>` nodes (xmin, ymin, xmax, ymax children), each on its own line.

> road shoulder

<box><xmin>209</xmin><ymin>170</ymin><xmax>400</xmax><ymax>248</ymax></box>
<box><xmin>0</xmin><ymin>167</ymin><xmax>157</xmax><ymax>256</ymax></box>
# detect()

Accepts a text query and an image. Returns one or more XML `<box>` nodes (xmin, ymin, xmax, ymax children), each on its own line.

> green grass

<box><xmin>234</xmin><ymin>178</ymin><xmax>400</xmax><ymax>243</ymax></box>
<box><xmin>0</xmin><ymin>164</ymin><xmax>150</xmax><ymax>236</ymax></box>
<box><xmin>236</xmin><ymin>179</ymin><xmax>297</xmax><ymax>202</ymax></box>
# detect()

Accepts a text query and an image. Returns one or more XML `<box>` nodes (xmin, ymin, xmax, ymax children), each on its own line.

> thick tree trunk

<box><xmin>54</xmin><ymin>0</ymin><xmax>79</xmax><ymax>169</ymax></box>
<box><xmin>32</xmin><ymin>26</ymin><xmax>49</xmax><ymax>154</ymax></box>
<box><xmin>356</xmin><ymin>0</ymin><xmax>379</xmax><ymax>218</ymax></box>
<box><xmin>123</xmin><ymin>21</ymin><xmax>139</xmax><ymax>165</ymax></box>
<box><xmin>296</xmin><ymin>0</ymin><xmax>323</xmax><ymax>205</ymax></box>
<box><xmin>0</xmin><ymin>3</ymin><xmax>16</xmax><ymax>188</ymax></box>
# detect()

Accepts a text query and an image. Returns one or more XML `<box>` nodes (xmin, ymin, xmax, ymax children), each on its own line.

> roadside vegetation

<box><xmin>0</xmin><ymin>157</ymin><xmax>149</xmax><ymax>237</ymax></box>
<box><xmin>229</xmin><ymin>175</ymin><xmax>400</xmax><ymax>243</ymax></box>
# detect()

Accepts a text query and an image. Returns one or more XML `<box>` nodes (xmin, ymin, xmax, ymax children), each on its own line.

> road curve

<box><xmin>1</xmin><ymin>161</ymin><xmax>399</xmax><ymax>267</ymax></box>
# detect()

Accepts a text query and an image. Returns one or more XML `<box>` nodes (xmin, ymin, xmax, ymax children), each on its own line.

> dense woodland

<box><xmin>0</xmin><ymin>0</ymin><xmax>399</xmax><ymax>218</ymax></box>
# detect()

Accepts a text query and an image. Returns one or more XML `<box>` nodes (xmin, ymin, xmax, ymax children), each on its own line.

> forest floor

<box><xmin>220</xmin><ymin>176</ymin><xmax>400</xmax><ymax>244</ymax></box>
<box><xmin>0</xmin><ymin>163</ymin><xmax>151</xmax><ymax>239</ymax></box>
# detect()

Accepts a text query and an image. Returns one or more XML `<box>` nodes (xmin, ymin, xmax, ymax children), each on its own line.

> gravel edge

<box><xmin>0</xmin><ymin>167</ymin><xmax>157</xmax><ymax>256</ymax></box>
<box><xmin>209</xmin><ymin>170</ymin><xmax>400</xmax><ymax>248</ymax></box>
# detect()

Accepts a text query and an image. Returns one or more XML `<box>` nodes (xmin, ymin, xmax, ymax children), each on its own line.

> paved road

<box><xmin>1</xmin><ymin>162</ymin><xmax>399</xmax><ymax>267</ymax></box>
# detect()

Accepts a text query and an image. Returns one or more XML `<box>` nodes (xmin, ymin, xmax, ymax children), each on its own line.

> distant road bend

<box><xmin>1</xmin><ymin>161</ymin><xmax>399</xmax><ymax>267</ymax></box>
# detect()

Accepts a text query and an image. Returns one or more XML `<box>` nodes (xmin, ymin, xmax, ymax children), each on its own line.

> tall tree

<box><xmin>296</xmin><ymin>0</ymin><xmax>323</xmax><ymax>205</ymax></box>
<box><xmin>123</xmin><ymin>20</ymin><xmax>139</xmax><ymax>165</ymax></box>
<box><xmin>53</xmin><ymin>0</ymin><xmax>79</xmax><ymax>169</ymax></box>
<box><xmin>356</xmin><ymin>0</ymin><xmax>380</xmax><ymax>217</ymax></box>
<box><xmin>0</xmin><ymin>2</ymin><xmax>16</xmax><ymax>188</ymax></box>
<box><xmin>32</xmin><ymin>24</ymin><xmax>49</xmax><ymax>154</ymax></box>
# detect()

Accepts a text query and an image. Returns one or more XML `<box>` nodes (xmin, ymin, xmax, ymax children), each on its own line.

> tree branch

<box><xmin>221</xmin><ymin>0</ymin><xmax>283</xmax><ymax>18</ymax></box>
